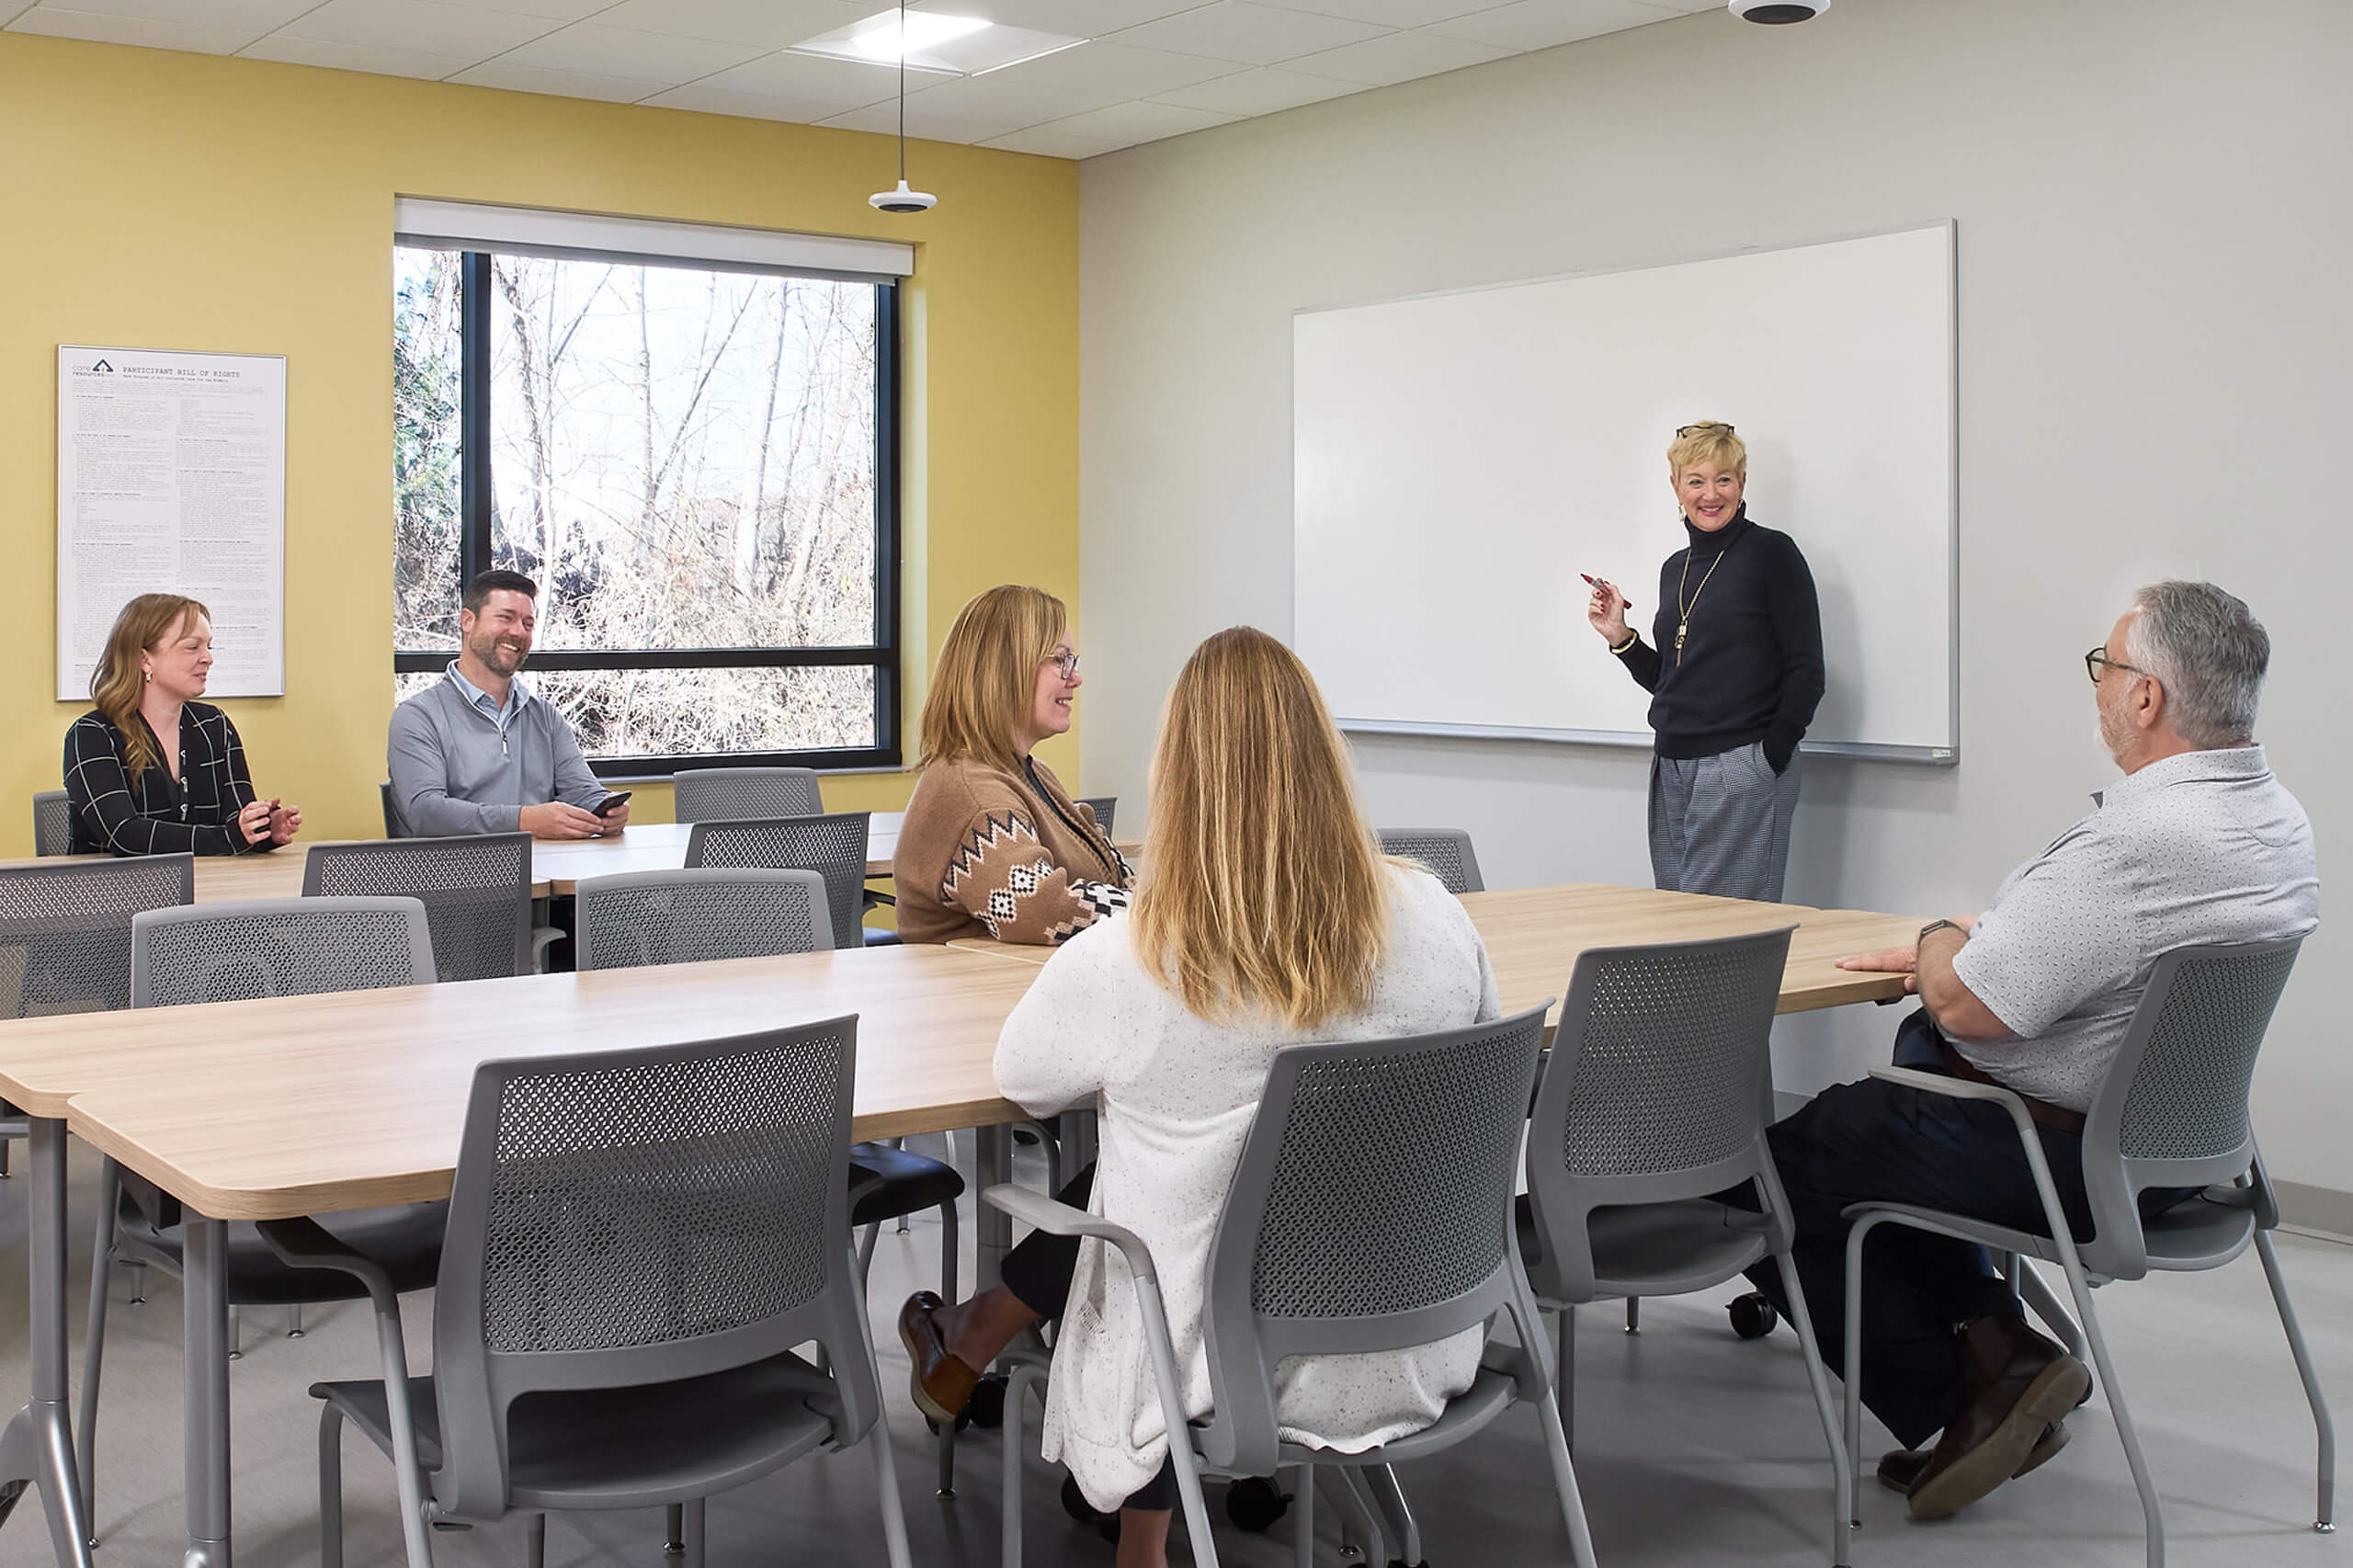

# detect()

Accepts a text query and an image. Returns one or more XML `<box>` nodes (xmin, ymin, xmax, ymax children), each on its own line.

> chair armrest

<box><xmin>256</xmin><ymin>1215</ymin><xmax>403</xmax><ymax>1312</ymax></box>
<box><xmin>1869</xmin><ymin>1064</ymin><xmax>2040</xmax><ymax>1141</ymax></box>
<box><xmin>983</xmin><ymin>1183</ymin><xmax>1160</xmax><ymax>1283</ymax></box>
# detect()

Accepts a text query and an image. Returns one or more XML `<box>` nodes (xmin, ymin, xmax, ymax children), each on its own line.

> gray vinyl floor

<box><xmin>1</xmin><ymin>1134</ymin><xmax>2346</xmax><ymax>1568</ymax></box>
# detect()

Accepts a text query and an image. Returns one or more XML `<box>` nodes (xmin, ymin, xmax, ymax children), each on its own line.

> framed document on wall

<box><xmin>57</xmin><ymin>345</ymin><xmax>286</xmax><ymax>700</ymax></box>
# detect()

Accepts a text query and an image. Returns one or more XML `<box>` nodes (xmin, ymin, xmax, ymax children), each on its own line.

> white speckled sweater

<box><xmin>994</xmin><ymin>863</ymin><xmax>1502</xmax><ymax>1511</ymax></box>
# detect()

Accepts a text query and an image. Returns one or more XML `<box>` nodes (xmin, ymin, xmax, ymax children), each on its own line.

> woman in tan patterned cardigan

<box><xmin>892</xmin><ymin>584</ymin><xmax>1131</xmax><ymax>946</ymax></box>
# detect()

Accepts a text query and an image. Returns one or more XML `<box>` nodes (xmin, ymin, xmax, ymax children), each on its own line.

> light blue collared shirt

<box><xmin>445</xmin><ymin>660</ymin><xmax>531</xmax><ymax>733</ymax></box>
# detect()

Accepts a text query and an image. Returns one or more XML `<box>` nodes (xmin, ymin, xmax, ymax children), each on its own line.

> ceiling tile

<box><xmin>585</xmin><ymin>0</ymin><xmax>871</xmax><ymax>46</ymax></box>
<box><xmin>239</xmin><ymin>34</ymin><xmax>480</xmax><ymax>79</ymax></box>
<box><xmin>818</xmin><ymin>97</ymin><xmax>1001</xmax><ymax>143</ymax></box>
<box><xmin>494</xmin><ymin>23</ymin><xmax>767</xmax><ymax>85</ymax></box>
<box><xmin>907</xmin><ymin>0</ymin><xmax>1209</xmax><ymax>34</ymax></box>
<box><xmin>1422</xmin><ymin>0</ymin><xmax>1680</xmax><ymax>52</ymax></box>
<box><xmin>458</xmin><ymin>0</ymin><xmax>621</xmax><ymax>18</ymax></box>
<box><xmin>979</xmin><ymin>124</ymin><xmax>1128</xmax><ymax>159</ymax></box>
<box><xmin>1148</xmin><ymin>63</ymin><xmax>1358</xmax><ymax>115</ymax></box>
<box><xmin>637</xmin><ymin>82</ymin><xmax>847</xmax><ymax>121</ymax></box>
<box><xmin>447</xmin><ymin>58</ymin><xmax>655</xmax><ymax>101</ymax></box>
<box><xmin>1259</xmin><ymin>0</ymin><xmax>1505</xmax><ymax>25</ymax></box>
<box><xmin>10</xmin><ymin>0</ymin><xmax>306</xmax><ymax>27</ymax></box>
<box><xmin>693</xmin><ymin>48</ymin><xmax>906</xmax><ymax>109</ymax></box>
<box><xmin>6</xmin><ymin>6</ymin><xmax>257</xmax><ymax>52</ymax></box>
<box><xmin>1034</xmin><ymin>97</ymin><xmax>1237</xmax><ymax>144</ymax></box>
<box><xmin>1286</xmin><ymin>26</ymin><xmax>1505</xmax><ymax>83</ymax></box>
<box><xmin>1108</xmin><ymin>1</ymin><xmax>1389</xmax><ymax>65</ymax></box>
<box><xmin>901</xmin><ymin>68</ymin><xmax>1118</xmax><ymax>123</ymax></box>
<box><xmin>279</xmin><ymin>0</ymin><xmax>560</xmax><ymax>57</ymax></box>
<box><xmin>818</xmin><ymin>73</ymin><xmax>1108</xmax><ymax>140</ymax></box>
<box><xmin>975</xmin><ymin>39</ymin><xmax>1238</xmax><ymax>99</ymax></box>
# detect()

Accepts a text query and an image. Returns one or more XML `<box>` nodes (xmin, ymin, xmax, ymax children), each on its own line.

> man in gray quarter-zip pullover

<box><xmin>386</xmin><ymin>569</ymin><xmax>624</xmax><ymax>839</ymax></box>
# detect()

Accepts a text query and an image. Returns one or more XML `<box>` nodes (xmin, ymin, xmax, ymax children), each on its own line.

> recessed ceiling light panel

<box><xmin>793</xmin><ymin>8</ymin><xmax>1081</xmax><ymax>75</ymax></box>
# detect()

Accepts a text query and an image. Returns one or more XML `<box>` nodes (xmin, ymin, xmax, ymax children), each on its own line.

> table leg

<box><xmin>973</xmin><ymin>1123</ymin><xmax>1012</xmax><ymax>1293</ymax></box>
<box><xmin>184</xmin><ymin>1215</ymin><xmax>231</xmax><ymax>1568</ymax></box>
<box><xmin>0</xmin><ymin>1119</ymin><xmax>96</xmax><ymax>1568</ymax></box>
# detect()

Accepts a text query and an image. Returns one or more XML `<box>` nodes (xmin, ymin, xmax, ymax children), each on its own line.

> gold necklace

<box><xmin>1674</xmin><ymin>546</ymin><xmax>1727</xmax><ymax>664</ymax></box>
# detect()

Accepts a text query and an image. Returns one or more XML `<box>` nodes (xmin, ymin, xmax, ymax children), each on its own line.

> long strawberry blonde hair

<box><xmin>1132</xmin><ymin>627</ymin><xmax>1392</xmax><ymax>1030</ymax></box>
<box><xmin>90</xmin><ymin>593</ymin><xmax>209</xmax><ymax>786</ymax></box>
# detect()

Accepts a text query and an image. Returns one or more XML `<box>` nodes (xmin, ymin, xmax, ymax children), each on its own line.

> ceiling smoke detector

<box><xmin>1730</xmin><ymin>0</ymin><xmax>1829</xmax><ymax>20</ymax></box>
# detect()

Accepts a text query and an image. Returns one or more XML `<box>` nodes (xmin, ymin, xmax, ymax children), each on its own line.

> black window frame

<box><xmin>392</xmin><ymin>247</ymin><xmax>903</xmax><ymax>778</ymax></box>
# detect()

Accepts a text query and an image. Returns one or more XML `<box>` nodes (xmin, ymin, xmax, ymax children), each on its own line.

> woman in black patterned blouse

<box><xmin>63</xmin><ymin>594</ymin><xmax>302</xmax><ymax>857</ymax></box>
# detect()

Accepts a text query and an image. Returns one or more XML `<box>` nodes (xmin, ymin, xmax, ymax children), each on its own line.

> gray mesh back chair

<box><xmin>78</xmin><ymin>898</ymin><xmax>444</xmax><ymax>1534</ymax></box>
<box><xmin>1843</xmin><ymin>937</ymin><xmax>2330</xmax><ymax>1566</ymax></box>
<box><xmin>0</xmin><ymin>855</ymin><xmax>192</xmax><ymax>1017</ymax></box>
<box><xmin>574</xmin><ymin>866</ymin><xmax>968</xmax><ymax>1491</ymax></box>
<box><xmin>32</xmin><ymin>790</ymin><xmax>73</xmax><ymax>857</ymax></box>
<box><xmin>989</xmin><ymin>1006</ymin><xmax>1598</xmax><ymax>1568</ymax></box>
<box><xmin>685</xmin><ymin>813</ymin><xmax>870</xmax><ymax>950</ymax></box>
<box><xmin>1520</xmin><ymin>927</ymin><xmax>1852</xmax><ymax>1563</ymax></box>
<box><xmin>379</xmin><ymin>780</ymin><xmax>400</xmax><ymax>838</ymax></box>
<box><xmin>302</xmin><ymin>833</ymin><xmax>535</xmax><ymax>982</ymax></box>
<box><xmin>0</xmin><ymin>855</ymin><xmax>193</xmax><ymax>1178</ymax></box>
<box><xmin>1376</xmin><ymin>829</ymin><xmax>1483</xmax><ymax>894</ymax></box>
<box><xmin>1076</xmin><ymin>796</ymin><xmax>1116</xmax><ymax>834</ymax></box>
<box><xmin>266</xmin><ymin>1020</ymin><xmax>913</xmax><ymax>1568</ymax></box>
<box><xmin>574</xmin><ymin>869</ymin><xmax>833</xmax><ymax>971</ymax></box>
<box><xmin>671</xmin><ymin>766</ymin><xmax>823</xmax><ymax>823</ymax></box>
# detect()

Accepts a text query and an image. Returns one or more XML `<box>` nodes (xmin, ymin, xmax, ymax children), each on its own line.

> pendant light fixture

<box><xmin>870</xmin><ymin>0</ymin><xmax>938</xmax><ymax>212</ymax></box>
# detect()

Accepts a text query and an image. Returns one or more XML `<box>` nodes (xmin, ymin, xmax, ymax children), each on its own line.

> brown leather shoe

<box><xmin>1907</xmin><ymin>1315</ymin><xmax>2090</xmax><ymax>1520</ymax></box>
<box><xmin>1878</xmin><ymin>1420</ymin><xmax>2069</xmax><ymax>1496</ymax></box>
<box><xmin>898</xmin><ymin>1290</ymin><xmax>980</xmax><ymax>1425</ymax></box>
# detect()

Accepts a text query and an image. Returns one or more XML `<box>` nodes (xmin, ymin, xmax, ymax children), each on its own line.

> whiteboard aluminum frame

<box><xmin>1299</xmin><ymin>218</ymin><xmax>1961</xmax><ymax>767</ymax></box>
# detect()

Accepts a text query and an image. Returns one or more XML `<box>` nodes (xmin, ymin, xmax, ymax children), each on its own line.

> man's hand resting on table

<box><xmin>1835</xmin><ymin>914</ymin><xmax>1979</xmax><ymax>993</ymax></box>
<box><xmin>519</xmin><ymin>801</ymin><xmax>608</xmax><ymax>840</ymax></box>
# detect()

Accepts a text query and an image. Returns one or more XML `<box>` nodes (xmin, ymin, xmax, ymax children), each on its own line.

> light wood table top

<box><xmin>9</xmin><ymin>943</ymin><xmax>1040</xmax><ymax>1221</ymax></box>
<box><xmin>954</xmin><ymin>882</ymin><xmax>1928</xmax><ymax>1020</ymax></box>
<box><xmin>9</xmin><ymin>812</ymin><xmax>918</xmax><ymax>903</ymax></box>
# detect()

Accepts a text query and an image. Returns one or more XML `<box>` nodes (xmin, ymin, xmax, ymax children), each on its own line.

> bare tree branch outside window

<box><xmin>392</xmin><ymin>245</ymin><xmax>887</xmax><ymax>765</ymax></box>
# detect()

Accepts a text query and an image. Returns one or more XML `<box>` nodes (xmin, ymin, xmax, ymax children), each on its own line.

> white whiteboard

<box><xmin>1293</xmin><ymin>223</ymin><xmax>1956</xmax><ymax>761</ymax></box>
<box><xmin>58</xmin><ymin>346</ymin><xmax>287</xmax><ymax>700</ymax></box>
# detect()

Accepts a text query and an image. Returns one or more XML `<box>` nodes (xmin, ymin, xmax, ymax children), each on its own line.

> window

<box><xmin>392</xmin><ymin>234</ymin><xmax>900</xmax><ymax>775</ymax></box>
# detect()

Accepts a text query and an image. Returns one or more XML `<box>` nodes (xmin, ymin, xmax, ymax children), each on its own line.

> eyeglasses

<box><xmin>2084</xmin><ymin>647</ymin><xmax>2144</xmax><ymax>685</ymax></box>
<box><xmin>1046</xmin><ymin>652</ymin><xmax>1081</xmax><ymax>680</ymax></box>
<box><xmin>1676</xmin><ymin>422</ymin><xmax>1735</xmax><ymax>437</ymax></box>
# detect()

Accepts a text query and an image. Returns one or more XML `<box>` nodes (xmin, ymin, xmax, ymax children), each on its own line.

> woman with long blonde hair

<box><xmin>891</xmin><ymin>584</ymin><xmax>1129</xmax><ymax>944</ymax></box>
<box><xmin>900</xmin><ymin>627</ymin><xmax>1496</xmax><ymax>1568</ymax></box>
<box><xmin>63</xmin><ymin>594</ymin><xmax>300</xmax><ymax>856</ymax></box>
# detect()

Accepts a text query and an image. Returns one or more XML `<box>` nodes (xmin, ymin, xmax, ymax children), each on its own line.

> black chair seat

<box><xmin>848</xmin><ymin>1142</ymin><xmax>963</xmax><ymax>1226</ymax></box>
<box><xmin>116</xmin><ymin>1199</ymin><xmax>447</xmax><ymax>1307</ymax></box>
<box><xmin>1516</xmin><ymin>1194</ymin><xmax>1769</xmax><ymax>1300</ymax></box>
<box><xmin>316</xmin><ymin>1350</ymin><xmax>842</xmax><ymax>1512</ymax></box>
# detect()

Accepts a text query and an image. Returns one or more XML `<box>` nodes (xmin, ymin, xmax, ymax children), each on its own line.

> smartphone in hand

<box><xmin>593</xmin><ymin>790</ymin><xmax>632</xmax><ymax>818</ymax></box>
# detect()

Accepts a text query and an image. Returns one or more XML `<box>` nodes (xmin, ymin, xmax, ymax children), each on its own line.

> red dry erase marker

<box><xmin>1580</xmin><ymin>574</ymin><xmax>1632</xmax><ymax>608</ymax></box>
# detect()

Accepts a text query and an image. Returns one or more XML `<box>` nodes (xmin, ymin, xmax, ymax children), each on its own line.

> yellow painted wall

<box><xmin>0</xmin><ymin>32</ymin><xmax>1081</xmax><ymax>854</ymax></box>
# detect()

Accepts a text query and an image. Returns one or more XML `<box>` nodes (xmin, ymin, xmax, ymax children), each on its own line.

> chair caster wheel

<box><xmin>1729</xmin><ymin>1291</ymin><xmax>1779</xmax><ymax>1340</ymax></box>
<box><xmin>1224</xmin><ymin>1475</ymin><xmax>1290</xmax><ymax>1532</ymax></box>
<box><xmin>1062</xmin><ymin>1473</ymin><xmax>1120</xmax><ymax>1540</ymax></box>
<box><xmin>966</xmin><ymin>1375</ymin><xmax>1006</xmax><ymax>1428</ymax></box>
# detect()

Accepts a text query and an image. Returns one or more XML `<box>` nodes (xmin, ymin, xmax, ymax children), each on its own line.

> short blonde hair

<box><xmin>917</xmin><ymin>585</ymin><xmax>1068</xmax><ymax>776</ymax></box>
<box><xmin>1132</xmin><ymin>627</ymin><xmax>1392</xmax><ymax>1030</ymax></box>
<box><xmin>1667</xmin><ymin>420</ymin><xmax>1746</xmax><ymax>480</ymax></box>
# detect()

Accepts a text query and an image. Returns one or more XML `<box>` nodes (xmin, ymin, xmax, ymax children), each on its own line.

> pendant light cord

<box><xmin>898</xmin><ymin>0</ymin><xmax>907</xmax><ymax>182</ymax></box>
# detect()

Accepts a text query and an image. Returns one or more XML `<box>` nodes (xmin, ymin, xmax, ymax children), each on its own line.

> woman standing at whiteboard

<box><xmin>1586</xmin><ymin>422</ymin><xmax>1824</xmax><ymax>902</ymax></box>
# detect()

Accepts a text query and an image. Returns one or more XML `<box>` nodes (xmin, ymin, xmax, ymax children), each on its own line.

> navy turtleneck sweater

<box><xmin>1614</xmin><ymin>507</ymin><xmax>1825</xmax><ymax>772</ymax></box>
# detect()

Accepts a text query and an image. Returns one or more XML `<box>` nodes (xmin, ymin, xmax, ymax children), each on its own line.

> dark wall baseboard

<box><xmin>2276</xmin><ymin>1181</ymin><xmax>2353</xmax><ymax>1243</ymax></box>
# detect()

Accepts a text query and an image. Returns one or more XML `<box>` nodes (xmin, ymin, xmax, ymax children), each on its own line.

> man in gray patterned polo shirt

<box><xmin>1746</xmin><ymin>581</ymin><xmax>2317</xmax><ymax>1524</ymax></box>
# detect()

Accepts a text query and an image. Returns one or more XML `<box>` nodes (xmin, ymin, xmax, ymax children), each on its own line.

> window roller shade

<box><xmin>392</xmin><ymin>198</ymin><xmax>914</xmax><ymax>282</ymax></box>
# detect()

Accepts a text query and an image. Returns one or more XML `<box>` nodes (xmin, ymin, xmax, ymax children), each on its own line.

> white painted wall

<box><xmin>1077</xmin><ymin>0</ymin><xmax>2353</xmax><ymax>1195</ymax></box>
